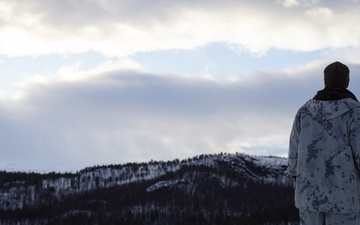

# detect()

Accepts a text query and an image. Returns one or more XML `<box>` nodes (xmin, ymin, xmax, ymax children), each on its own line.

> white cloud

<box><xmin>324</xmin><ymin>48</ymin><xmax>360</xmax><ymax>65</ymax></box>
<box><xmin>0</xmin><ymin>0</ymin><xmax>359</xmax><ymax>57</ymax></box>
<box><xmin>11</xmin><ymin>58</ymin><xmax>144</xmax><ymax>99</ymax></box>
<box><xmin>304</xmin><ymin>7</ymin><xmax>333</xmax><ymax>18</ymax></box>
<box><xmin>56</xmin><ymin>58</ymin><xmax>144</xmax><ymax>81</ymax></box>
<box><xmin>277</xmin><ymin>0</ymin><xmax>300</xmax><ymax>8</ymax></box>
<box><xmin>0</xmin><ymin>59</ymin><xmax>334</xmax><ymax>172</ymax></box>
<box><xmin>1</xmin><ymin>0</ymin><xmax>360</xmax><ymax>172</ymax></box>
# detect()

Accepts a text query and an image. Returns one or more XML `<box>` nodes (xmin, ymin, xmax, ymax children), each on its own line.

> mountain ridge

<box><xmin>0</xmin><ymin>152</ymin><xmax>299</xmax><ymax>225</ymax></box>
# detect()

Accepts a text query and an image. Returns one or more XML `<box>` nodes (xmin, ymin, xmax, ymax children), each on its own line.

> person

<box><xmin>288</xmin><ymin>61</ymin><xmax>360</xmax><ymax>225</ymax></box>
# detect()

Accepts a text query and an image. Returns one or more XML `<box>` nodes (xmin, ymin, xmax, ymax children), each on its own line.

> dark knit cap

<box><xmin>324</xmin><ymin>61</ymin><xmax>349</xmax><ymax>88</ymax></box>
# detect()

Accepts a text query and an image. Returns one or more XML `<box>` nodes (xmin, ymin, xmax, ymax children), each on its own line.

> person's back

<box><xmin>288</xmin><ymin>61</ymin><xmax>360</xmax><ymax>225</ymax></box>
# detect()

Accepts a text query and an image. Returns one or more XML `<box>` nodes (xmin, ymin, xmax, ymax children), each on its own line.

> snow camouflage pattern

<box><xmin>288</xmin><ymin>98</ymin><xmax>360</xmax><ymax>213</ymax></box>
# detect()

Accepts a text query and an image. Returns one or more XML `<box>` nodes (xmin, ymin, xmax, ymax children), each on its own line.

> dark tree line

<box><xmin>0</xmin><ymin>163</ymin><xmax>299</xmax><ymax>225</ymax></box>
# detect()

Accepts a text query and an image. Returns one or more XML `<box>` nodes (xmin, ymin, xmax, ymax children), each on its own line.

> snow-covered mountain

<box><xmin>0</xmin><ymin>153</ymin><xmax>298</xmax><ymax>225</ymax></box>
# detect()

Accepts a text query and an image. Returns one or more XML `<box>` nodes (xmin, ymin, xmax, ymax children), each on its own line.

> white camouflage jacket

<box><xmin>288</xmin><ymin>98</ymin><xmax>360</xmax><ymax>213</ymax></box>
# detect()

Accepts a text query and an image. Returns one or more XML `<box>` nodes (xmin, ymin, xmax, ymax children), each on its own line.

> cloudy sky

<box><xmin>1</xmin><ymin>0</ymin><xmax>360</xmax><ymax>172</ymax></box>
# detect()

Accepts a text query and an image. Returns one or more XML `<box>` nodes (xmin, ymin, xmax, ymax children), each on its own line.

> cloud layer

<box><xmin>1</xmin><ymin>0</ymin><xmax>360</xmax><ymax>57</ymax></box>
<box><xmin>1</xmin><ymin>0</ymin><xmax>360</xmax><ymax>172</ymax></box>
<box><xmin>0</xmin><ymin>60</ymin><xmax>341</xmax><ymax>172</ymax></box>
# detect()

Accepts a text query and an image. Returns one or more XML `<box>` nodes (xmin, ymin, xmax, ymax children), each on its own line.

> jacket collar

<box><xmin>313</xmin><ymin>87</ymin><xmax>358</xmax><ymax>102</ymax></box>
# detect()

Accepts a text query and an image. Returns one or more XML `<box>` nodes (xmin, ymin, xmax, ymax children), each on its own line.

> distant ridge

<box><xmin>0</xmin><ymin>153</ymin><xmax>299</xmax><ymax>225</ymax></box>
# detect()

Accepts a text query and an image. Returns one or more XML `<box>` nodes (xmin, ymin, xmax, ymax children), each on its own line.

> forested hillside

<box><xmin>0</xmin><ymin>153</ymin><xmax>299</xmax><ymax>225</ymax></box>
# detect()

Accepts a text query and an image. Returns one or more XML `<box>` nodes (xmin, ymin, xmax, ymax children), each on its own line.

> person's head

<box><xmin>324</xmin><ymin>61</ymin><xmax>349</xmax><ymax>89</ymax></box>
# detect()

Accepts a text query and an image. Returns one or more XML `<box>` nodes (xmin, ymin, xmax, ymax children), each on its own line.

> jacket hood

<box><xmin>305</xmin><ymin>98</ymin><xmax>360</xmax><ymax>120</ymax></box>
